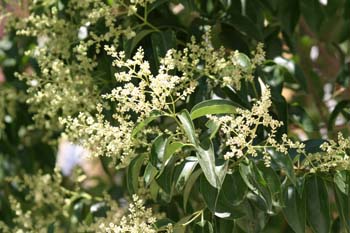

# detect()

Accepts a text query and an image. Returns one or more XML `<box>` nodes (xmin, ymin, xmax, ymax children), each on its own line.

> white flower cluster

<box><xmin>0</xmin><ymin>171</ymin><xmax>70</xmax><ymax>232</ymax></box>
<box><xmin>210</xmin><ymin>88</ymin><xmax>283</xmax><ymax>165</ymax></box>
<box><xmin>98</xmin><ymin>195</ymin><xmax>158</xmax><ymax>233</ymax></box>
<box><xmin>19</xmin><ymin>55</ymin><xmax>99</xmax><ymax>134</ymax></box>
<box><xmin>104</xmin><ymin>46</ymin><xmax>198</xmax><ymax>118</ymax></box>
<box><xmin>14</xmin><ymin>0</ymin><xmax>139</xmax><ymax>137</ymax></box>
<box><xmin>314</xmin><ymin>133</ymin><xmax>350</xmax><ymax>171</ymax></box>
<box><xmin>62</xmin><ymin>30</ymin><xmax>265</xmax><ymax>167</ymax></box>
<box><xmin>60</xmin><ymin>108</ymin><xmax>135</xmax><ymax>167</ymax></box>
<box><xmin>166</xmin><ymin>31</ymin><xmax>265</xmax><ymax>90</ymax></box>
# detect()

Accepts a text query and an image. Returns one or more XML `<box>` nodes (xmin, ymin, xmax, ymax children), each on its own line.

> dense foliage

<box><xmin>1</xmin><ymin>0</ymin><xmax>350</xmax><ymax>232</ymax></box>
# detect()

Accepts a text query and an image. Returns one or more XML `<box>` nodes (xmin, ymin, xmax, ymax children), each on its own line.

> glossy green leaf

<box><xmin>268</xmin><ymin>149</ymin><xmax>296</xmax><ymax>185</ymax></box>
<box><xmin>148</xmin><ymin>0</ymin><xmax>169</xmax><ymax>13</ymax></box>
<box><xmin>126</xmin><ymin>154</ymin><xmax>145</xmax><ymax>194</ymax></box>
<box><xmin>178</xmin><ymin>110</ymin><xmax>227</xmax><ymax>188</ymax></box>
<box><xmin>222</xmin><ymin>15</ymin><xmax>263</xmax><ymax>41</ymax></box>
<box><xmin>47</xmin><ymin>223</ymin><xmax>55</xmax><ymax>233</ymax></box>
<box><xmin>125</xmin><ymin>29</ymin><xmax>155</xmax><ymax>57</ymax></box>
<box><xmin>183</xmin><ymin>169</ymin><xmax>202</xmax><ymax>211</ymax></box>
<box><xmin>220</xmin><ymin>171</ymin><xmax>248</xmax><ymax>206</ymax></box>
<box><xmin>239</xmin><ymin>162</ymin><xmax>273</xmax><ymax>213</ymax></box>
<box><xmin>300</xmin><ymin>0</ymin><xmax>325</xmax><ymax>34</ymax></box>
<box><xmin>150</xmin><ymin>134</ymin><xmax>169</xmax><ymax>169</ymax></box>
<box><xmin>205</xmin><ymin>119</ymin><xmax>221</xmax><ymax>139</ymax></box>
<box><xmin>235</xmin><ymin>200</ymin><xmax>267</xmax><ymax>233</ymax></box>
<box><xmin>150</xmin><ymin>180</ymin><xmax>159</xmax><ymax>201</ymax></box>
<box><xmin>190</xmin><ymin>99</ymin><xmax>237</xmax><ymax>120</ymax></box>
<box><xmin>164</xmin><ymin>142</ymin><xmax>185</xmax><ymax>164</ymax></box>
<box><xmin>336</xmin><ymin>62</ymin><xmax>350</xmax><ymax>87</ymax></box>
<box><xmin>278</xmin><ymin>0</ymin><xmax>300</xmax><ymax>35</ymax></box>
<box><xmin>334</xmin><ymin>182</ymin><xmax>350</xmax><ymax>232</ymax></box>
<box><xmin>257</xmin><ymin>163</ymin><xmax>283</xmax><ymax>209</ymax></box>
<box><xmin>290</xmin><ymin>105</ymin><xmax>316</xmax><ymax>133</ymax></box>
<box><xmin>200</xmin><ymin>175</ymin><xmax>245</xmax><ymax>219</ymax></box>
<box><xmin>194</xmin><ymin>220</ymin><xmax>214</xmax><ymax>233</ymax></box>
<box><xmin>197</xmin><ymin>140</ymin><xmax>228</xmax><ymax>189</ymax></box>
<box><xmin>305</xmin><ymin>175</ymin><xmax>331</xmax><ymax>233</ymax></box>
<box><xmin>151</xmin><ymin>30</ymin><xmax>176</xmax><ymax>68</ymax></box>
<box><xmin>217</xmin><ymin>219</ymin><xmax>235</xmax><ymax>233</ymax></box>
<box><xmin>131</xmin><ymin>110</ymin><xmax>162</xmax><ymax>137</ymax></box>
<box><xmin>144</xmin><ymin>162</ymin><xmax>158</xmax><ymax>186</ymax></box>
<box><xmin>157</xmin><ymin>141</ymin><xmax>186</xmax><ymax>178</ymax></box>
<box><xmin>156</xmin><ymin>157</ymin><xmax>176</xmax><ymax>195</ymax></box>
<box><xmin>282</xmin><ymin>185</ymin><xmax>306</xmax><ymax>233</ymax></box>
<box><xmin>178</xmin><ymin>109</ymin><xmax>198</xmax><ymax>145</ymax></box>
<box><xmin>328</xmin><ymin>100</ymin><xmax>350</xmax><ymax>131</ymax></box>
<box><xmin>175</xmin><ymin>157</ymin><xmax>198</xmax><ymax>192</ymax></box>
<box><xmin>334</xmin><ymin>171</ymin><xmax>350</xmax><ymax>195</ymax></box>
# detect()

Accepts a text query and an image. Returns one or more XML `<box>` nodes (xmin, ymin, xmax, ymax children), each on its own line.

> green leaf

<box><xmin>150</xmin><ymin>134</ymin><xmax>169</xmax><ymax>169</ymax></box>
<box><xmin>222</xmin><ymin>15</ymin><xmax>263</xmax><ymax>41</ymax></box>
<box><xmin>178</xmin><ymin>109</ymin><xmax>198</xmax><ymax>145</ymax></box>
<box><xmin>197</xmin><ymin>140</ymin><xmax>227</xmax><ymax>189</ymax></box>
<box><xmin>47</xmin><ymin>223</ymin><xmax>55</xmax><ymax>233</ymax></box>
<box><xmin>156</xmin><ymin>157</ymin><xmax>176</xmax><ymax>195</ymax></box>
<box><xmin>220</xmin><ymin>171</ymin><xmax>248</xmax><ymax>206</ymax></box>
<box><xmin>300</xmin><ymin>0</ymin><xmax>325</xmax><ymax>34</ymax></box>
<box><xmin>205</xmin><ymin>119</ymin><xmax>221</xmax><ymax>139</ymax></box>
<box><xmin>290</xmin><ymin>105</ymin><xmax>316</xmax><ymax>133</ymax></box>
<box><xmin>239</xmin><ymin>162</ymin><xmax>273</xmax><ymax>213</ymax></box>
<box><xmin>235</xmin><ymin>200</ymin><xmax>267</xmax><ymax>232</ymax></box>
<box><xmin>194</xmin><ymin>220</ymin><xmax>214</xmax><ymax>233</ymax></box>
<box><xmin>151</xmin><ymin>30</ymin><xmax>176</xmax><ymax>68</ymax></box>
<box><xmin>144</xmin><ymin>162</ymin><xmax>158</xmax><ymax>186</ymax></box>
<box><xmin>125</xmin><ymin>29</ymin><xmax>155</xmax><ymax>57</ymax></box>
<box><xmin>268</xmin><ymin>149</ymin><xmax>296</xmax><ymax>185</ymax></box>
<box><xmin>173</xmin><ymin>215</ymin><xmax>194</xmax><ymax>233</ymax></box>
<box><xmin>178</xmin><ymin>110</ymin><xmax>227</xmax><ymax>188</ymax></box>
<box><xmin>126</xmin><ymin>154</ymin><xmax>145</xmax><ymax>194</ymax></box>
<box><xmin>154</xmin><ymin>218</ymin><xmax>176</xmax><ymax>231</ymax></box>
<box><xmin>334</xmin><ymin>181</ymin><xmax>350</xmax><ymax>232</ymax></box>
<box><xmin>190</xmin><ymin>99</ymin><xmax>237</xmax><ymax>120</ymax></box>
<box><xmin>217</xmin><ymin>219</ymin><xmax>235</xmax><ymax>233</ymax></box>
<box><xmin>257</xmin><ymin>163</ymin><xmax>283</xmax><ymax>209</ymax></box>
<box><xmin>131</xmin><ymin>110</ymin><xmax>162</xmax><ymax>137</ymax></box>
<box><xmin>183</xmin><ymin>169</ymin><xmax>202</xmax><ymax>211</ymax></box>
<box><xmin>278</xmin><ymin>0</ymin><xmax>300</xmax><ymax>35</ymax></box>
<box><xmin>334</xmin><ymin>171</ymin><xmax>350</xmax><ymax>195</ymax></box>
<box><xmin>328</xmin><ymin>100</ymin><xmax>350</xmax><ymax>131</ymax></box>
<box><xmin>200</xmin><ymin>175</ymin><xmax>245</xmax><ymax>219</ymax></box>
<box><xmin>282</xmin><ymin>185</ymin><xmax>306</xmax><ymax>233</ymax></box>
<box><xmin>150</xmin><ymin>180</ymin><xmax>159</xmax><ymax>201</ymax></box>
<box><xmin>174</xmin><ymin>157</ymin><xmax>198</xmax><ymax>192</ymax></box>
<box><xmin>164</xmin><ymin>142</ymin><xmax>186</xmax><ymax>164</ymax></box>
<box><xmin>148</xmin><ymin>0</ymin><xmax>169</xmax><ymax>13</ymax></box>
<box><xmin>157</xmin><ymin>141</ymin><xmax>186</xmax><ymax>178</ymax></box>
<box><xmin>305</xmin><ymin>175</ymin><xmax>331</xmax><ymax>233</ymax></box>
<box><xmin>336</xmin><ymin>63</ymin><xmax>350</xmax><ymax>87</ymax></box>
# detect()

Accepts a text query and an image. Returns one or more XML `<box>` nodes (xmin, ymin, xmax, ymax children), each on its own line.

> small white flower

<box><xmin>78</xmin><ymin>26</ymin><xmax>88</xmax><ymax>40</ymax></box>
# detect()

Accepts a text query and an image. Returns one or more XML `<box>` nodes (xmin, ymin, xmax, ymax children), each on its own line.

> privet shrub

<box><xmin>0</xmin><ymin>0</ymin><xmax>350</xmax><ymax>232</ymax></box>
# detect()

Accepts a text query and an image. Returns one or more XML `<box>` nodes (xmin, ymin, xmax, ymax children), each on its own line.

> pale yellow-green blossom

<box><xmin>98</xmin><ymin>195</ymin><xmax>158</xmax><ymax>233</ymax></box>
<box><xmin>311</xmin><ymin>132</ymin><xmax>350</xmax><ymax>172</ymax></box>
<box><xmin>210</xmin><ymin>88</ymin><xmax>283</xmax><ymax>166</ymax></box>
<box><xmin>13</xmin><ymin>0</ymin><xmax>141</xmax><ymax>137</ymax></box>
